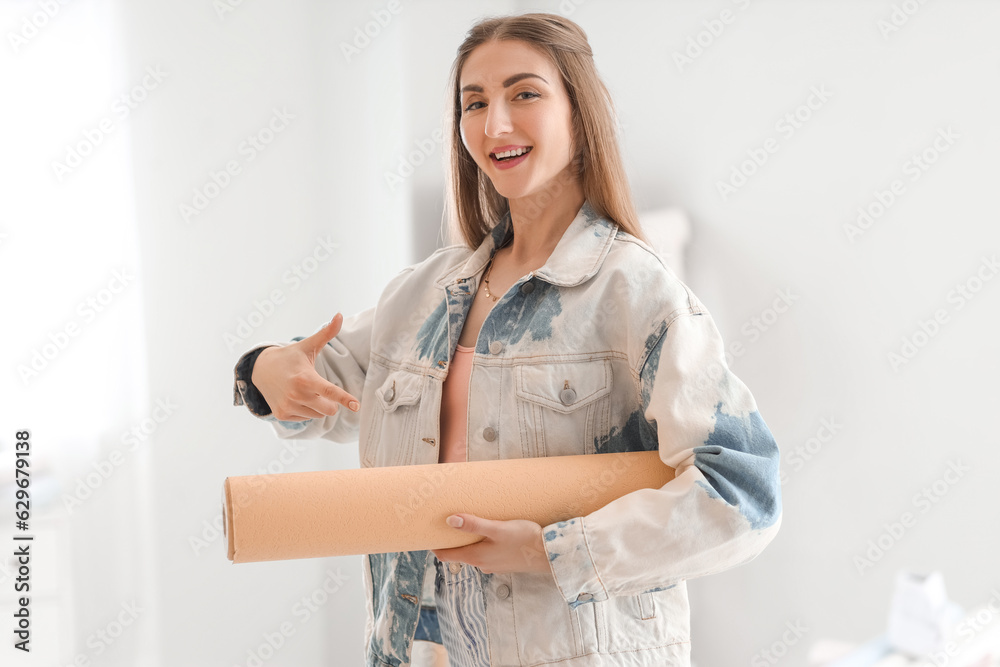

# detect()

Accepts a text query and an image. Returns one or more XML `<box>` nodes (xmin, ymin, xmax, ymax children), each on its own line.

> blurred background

<box><xmin>1</xmin><ymin>0</ymin><xmax>998</xmax><ymax>665</ymax></box>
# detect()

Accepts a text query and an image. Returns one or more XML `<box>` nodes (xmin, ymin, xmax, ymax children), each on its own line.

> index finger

<box><xmin>305</xmin><ymin>377</ymin><xmax>360</xmax><ymax>415</ymax></box>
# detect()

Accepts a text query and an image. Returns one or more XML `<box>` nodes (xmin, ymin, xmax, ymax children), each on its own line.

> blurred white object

<box><xmin>886</xmin><ymin>571</ymin><xmax>964</xmax><ymax>657</ymax></box>
<box><xmin>808</xmin><ymin>639</ymin><xmax>863</xmax><ymax>665</ymax></box>
<box><xmin>411</xmin><ymin>640</ymin><xmax>449</xmax><ymax>667</ymax></box>
<box><xmin>810</xmin><ymin>595</ymin><xmax>1000</xmax><ymax>667</ymax></box>
<box><xmin>823</xmin><ymin>635</ymin><xmax>893</xmax><ymax>667</ymax></box>
<box><xmin>639</xmin><ymin>207</ymin><xmax>691</xmax><ymax>282</ymax></box>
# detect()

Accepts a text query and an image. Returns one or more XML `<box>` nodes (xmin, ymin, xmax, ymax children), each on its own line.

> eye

<box><xmin>516</xmin><ymin>91</ymin><xmax>540</xmax><ymax>100</ymax></box>
<box><xmin>463</xmin><ymin>100</ymin><xmax>484</xmax><ymax>113</ymax></box>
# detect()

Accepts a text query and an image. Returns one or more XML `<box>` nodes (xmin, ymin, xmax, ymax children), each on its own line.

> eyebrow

<box><xmin>460</xmin><ymin>72</ymin><xmax>548</xmax><ymax>94</ymax></box>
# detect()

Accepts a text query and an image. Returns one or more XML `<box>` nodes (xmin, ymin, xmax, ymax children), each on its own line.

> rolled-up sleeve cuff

<box><xmin>542</xmin><ymin>517</ymin><xmax>608</xmax><ymax>609</ymax></box>
<box><xmin>232</xmin><ymin>345</ymin><xmax>277</xmax><ymax>417</ymax></box>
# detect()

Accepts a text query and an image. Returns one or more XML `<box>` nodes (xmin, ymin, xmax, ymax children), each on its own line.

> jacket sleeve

<box><xmin>232</xmin><ymin>306</ymin><xmax>374</xmax><ymax>443</ymax></box>
<box><xmin>541</xmin><ymin>306</ymin><xmax>782</xmax><ymax>609</ymax></box>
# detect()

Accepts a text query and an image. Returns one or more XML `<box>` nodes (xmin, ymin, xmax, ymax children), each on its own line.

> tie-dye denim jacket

<box><xmin>232</xmin><ymin>200</ymin><xmax>782</xmax><ymax>666</ymax></box>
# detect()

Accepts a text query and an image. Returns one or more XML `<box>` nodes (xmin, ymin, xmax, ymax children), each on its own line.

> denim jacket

<box><xmin>233</xmin><ymin>201</ymin><xmax>782</xmax><ymax>666</ymax></box>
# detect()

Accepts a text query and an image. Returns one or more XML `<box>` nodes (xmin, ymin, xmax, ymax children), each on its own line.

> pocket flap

<box><xmin>375</xmin><ymin>371</ymin><xmax>423</xmax><ymax>412</ymax></box>
<box><xmin>515</xmin><ymin>359</ymin><xmax>612</xmax><ymax>414</ymax></box>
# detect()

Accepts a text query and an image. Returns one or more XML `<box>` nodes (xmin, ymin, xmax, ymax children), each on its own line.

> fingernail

<box><xmin>446</xmin><ymin>515</ymin><xmax>463</xmax><ymax>528</ymax></box>
<box><xmin>349</xmin><ymin>401</ymin><xmax>360</xmax><ymax>412</ymax></box>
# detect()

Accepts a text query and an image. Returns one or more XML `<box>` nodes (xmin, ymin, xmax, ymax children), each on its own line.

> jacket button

<box><xmin>496</xmin><ymin>584</ymin><xmax>511</xmax><ymax>599</ymax></box>
<box><xmin>559</xmin><ymin>387</ymin><xmax>577</xmax><ymax>405</ymax></box>
<box><xmin>489</xmin><ymin>340</ymin><xmax>504</xmax><ymax>355</ymax></box>
<box><xmin>383</xmin><ymin>386</ymin><xmax>395</xmax><ymax>403</ymax></box>
<box><xmin>449</xmin><ymin>562</ymin><xmax>462</xmax><ymax>574</ymax></box>
<box><xmin>482</xmin><ymin>426</ymin><xmax>497</xmax><ymax>442</ymax></box>
<box><xmin>519</xmin><ymin>281</ymin><xmax>535</xmax><ymax>295</ymax></box>
<box><xmin>577</xmin><ymin>592</ymin><xmax>594</xmax><ymax>602</ymax></box>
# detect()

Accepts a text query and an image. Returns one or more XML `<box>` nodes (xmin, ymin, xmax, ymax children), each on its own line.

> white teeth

<box><xmin>495</xmin><ymin>147</ymin><xmax>529</xmax><ymax>160</ymax></box>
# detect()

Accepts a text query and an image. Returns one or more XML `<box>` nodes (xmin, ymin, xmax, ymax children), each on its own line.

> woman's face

<box><xmin>459</xmin><ymin>39</ymin><xmax>576</xmax><ymax>202</ymax></box>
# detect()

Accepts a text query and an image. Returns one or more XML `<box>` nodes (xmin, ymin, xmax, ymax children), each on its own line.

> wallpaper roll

<box><xmin>223</xmin><ymin>451</ymin><xmax>675</xmax><ymax>564</ymax></box>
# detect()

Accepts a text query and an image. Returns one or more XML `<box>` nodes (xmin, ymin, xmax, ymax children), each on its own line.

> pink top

<box><xmin>438</xmin><ymin>344</ymin><xmax>475</xmax><ymax>464</ymax></box>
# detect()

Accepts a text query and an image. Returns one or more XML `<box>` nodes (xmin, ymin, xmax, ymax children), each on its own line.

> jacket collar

<box><xmin>435</xmin><ymin>200</ymin><xmax>618</xmax><ymax>289</ymax></box>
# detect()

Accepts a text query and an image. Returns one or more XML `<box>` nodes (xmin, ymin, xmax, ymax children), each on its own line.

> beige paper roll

<box><xmin>224</xmin><ymin>451</ymin><xmax>675</xmax><ymax>564</ymax></box>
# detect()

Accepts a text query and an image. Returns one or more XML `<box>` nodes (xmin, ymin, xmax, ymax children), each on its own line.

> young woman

<box><xmin>233</xmin><ymin>12</ymin><xmax>782</xmax><ymax>667</ymax></box>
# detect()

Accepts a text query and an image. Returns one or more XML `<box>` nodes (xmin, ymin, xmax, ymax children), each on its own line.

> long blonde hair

<box><xmin>445</xmin><ymin>13</ymin><xmax>647</xmax><ymax>248</ymax></box>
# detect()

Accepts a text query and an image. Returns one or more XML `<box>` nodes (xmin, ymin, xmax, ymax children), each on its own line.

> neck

<box><xmin>504</xmin><ymin>168</ymin><xmax>586</xmax><ymax>268</ymax></box>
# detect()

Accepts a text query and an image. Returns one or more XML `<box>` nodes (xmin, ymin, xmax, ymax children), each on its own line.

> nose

<box><xmin>485</xmin><ymin>101</ymin><xmax>512</xmax><ymax>138</ymax></box>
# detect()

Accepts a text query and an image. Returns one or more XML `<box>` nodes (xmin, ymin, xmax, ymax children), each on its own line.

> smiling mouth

<box><xmin>490</xmin><ymin>146</ymin><xmax>533</xmax><ymax>162</ymax></box>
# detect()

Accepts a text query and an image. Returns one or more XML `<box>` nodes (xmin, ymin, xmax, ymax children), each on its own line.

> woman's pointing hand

<box><xmin>251</xmin><ymin>313</ymin><xmax>361</xmax><ymax>421</ymax></box>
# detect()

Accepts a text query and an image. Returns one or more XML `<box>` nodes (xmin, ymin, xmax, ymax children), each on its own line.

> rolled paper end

<box><xmin>223</xmin><ymin>477</ymin><xmax>235</xmax><ymax>562</ymax></box>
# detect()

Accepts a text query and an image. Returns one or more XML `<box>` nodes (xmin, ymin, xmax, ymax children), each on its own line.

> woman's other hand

<box><xmin>251</xmin><ymin>313</ymin><xmax>361</xmax><ymax>421</ymax></box>
<box><xmin>432</xmin><ymin>514</ymin><xmax>553</xmax><ymax>576</ymax></box>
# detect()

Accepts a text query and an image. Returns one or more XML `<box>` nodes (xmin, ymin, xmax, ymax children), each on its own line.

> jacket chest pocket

<box><xmin>599</xmin><ymin>587</ymin><xmax>690</xmax><ymax>651</ymax></box>
<box><xmin>362</xmin><ymin>370</ymin><xmax>423</xmax><ymax>468</ymax></box>
<box><xmin>515</xmin><ymin>359</ymin><xmax>612</xmax><ymax>458</ymax></box>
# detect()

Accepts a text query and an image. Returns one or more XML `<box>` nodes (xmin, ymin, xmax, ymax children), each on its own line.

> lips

<box><xmin>490</xmin><ymin>146</ymin><xmax>533</xmax><ymax>171</ymax></box>
<box><xmin>490</xmin><ymin>146</ymin><xmax>533</xmax><ymax>162</ymax></box>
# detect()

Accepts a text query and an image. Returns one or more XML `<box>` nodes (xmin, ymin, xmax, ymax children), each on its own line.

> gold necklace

<box><xmin>481</xmin><ymin>237</ymin><xmax>512</xmax><ymax>302</ymax></box>
<box><xmin>482</xmin><ymin>255</ymin><xmax>501</xmax><ymax>302</ymax></box>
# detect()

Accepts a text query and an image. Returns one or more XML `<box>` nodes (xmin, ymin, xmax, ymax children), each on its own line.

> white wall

<box><xmin>5</xmin><ymin>1</ymin><xmax>998</xmax><ymax>666</ymax></box>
